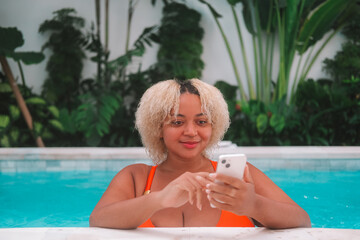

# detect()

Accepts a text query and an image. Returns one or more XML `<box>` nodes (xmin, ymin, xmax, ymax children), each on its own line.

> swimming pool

<box><xmin>1</xmin><ymin>162</ymin><xmax>359</xmax><ymax>229</ymax></box>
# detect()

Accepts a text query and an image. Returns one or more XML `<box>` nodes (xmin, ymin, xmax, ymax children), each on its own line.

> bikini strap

<box><xmin>143</xmin><ymin>161</ymin><xmax>216</xmax><ymax>195</ymax></box>
<box><xmin>210</xmin><ymin>160</ymin><xmax>217</xmax><ymax>170</ymax></box>
<box><xmin>143</xmin><ymin>165</ymin><xmax>157</xmax><ymax>195</ymax></box>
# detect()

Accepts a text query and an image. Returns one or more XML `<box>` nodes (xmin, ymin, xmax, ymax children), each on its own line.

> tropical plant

<box><xmin>150</xmin><ymin>1</ymin><xmax>204</xmax><ymax>80</ymax></box>
<box><xmin>39</xmin><ymin>8</ymin><xmax>87</xmax><ymax>110</ymax></box>
<box><xmin>0</xmin><ymin>26</ymin><xmax>50</xmax><ymax>147</ymax></box>
<box><xmin>294</xmin><ymin>79</ymin><xmax>360</xmax><ymax>145</ymax></box>
<box><xmin>323</xmin><ymin>11</ymin><xmax>360</xmax><ymax>84</ymax></box>
<box><xmin>55</xmin><ymin>1</ymin><xmax>158</xmax><ymax>146</ymax></box>
<box><xmin>0</xmin><ymin>76</ymin><xmax>63</xmax><ymax>147</ymax></box>
<box><xmin>217</xmin><ymin>78</ymin><xmax>360</xmax><ymax>146</ymax></box>
<box><xmin>200</xmin><ymin>0</ymin><xmax>359</xmax><ymax>104</ymax></box>
<box><xmin>215</xmin><ymin>80</ymin><xmax>300</xmax><ymax>146</ymax></box>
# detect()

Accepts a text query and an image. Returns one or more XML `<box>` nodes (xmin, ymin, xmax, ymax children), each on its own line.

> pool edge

<box><xmin>0</xmin><ymin>227</ymin><xmax>359</xmax><ymax>240</ymax></box>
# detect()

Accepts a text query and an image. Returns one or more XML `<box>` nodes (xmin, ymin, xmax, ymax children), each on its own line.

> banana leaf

<box><xmin>296</xmin><ymin>0</ymin><xmax>357</xmax><ymax>54</ymax></box>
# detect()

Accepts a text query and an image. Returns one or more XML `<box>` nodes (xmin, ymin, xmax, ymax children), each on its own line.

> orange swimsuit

<box><xmin>138</xmin><ymin>161</ymin><xmax>255</xmax><ymax>228</ymax></box>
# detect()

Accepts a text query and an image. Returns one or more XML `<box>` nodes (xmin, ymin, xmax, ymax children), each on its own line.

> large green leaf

<box><xmin>0</xmin><ymin>135</ymin><xmax>10</xmax><ymax>147</ymax></box>
<box><xmin>214</xmin><ymin>80</ymin><xmax>238</xmax><ymax>100</ymax></box>
<box><xmin>49</xmin><ymin>119</ymin><xmax>64</xmax><ymax>131</ymax></box>
<box><xmin>48</xmin><ymin>106</ymin><xmax>60</xmax><ymax>118</ymax></box>
<box><xmin>256</xmin><ymin>113</ymin><xmax>268</xmax><ymax>134</ymax></box>
<box><xmin>25</xmin><ymin>97</ymin><xmax>47</xmax><ymax>105</ymax></box>
<box><xmin>239</xmin><ymin>0</ymin><xmax>256</xmax><ymax>35</ymax></box>
<box><xmin>9</xmin><ymin>105</ymin><xmax>20</xmax><ymax>120</ymax></box>
<box><xmin>0</xmin><ymin>115</ymin><xmax>10</xmax><ymax>128</ymax></box>
<box><xmin>296</xmin><ymin>0</ymin><xmax>356</xmax><ymax>54</ymax></box>
<box><xmin>0</xmin><ymin>27</ymin><xmax>24</xmax><ymax>54</ymax></box>
<box><xmin>10</xmin><ymin>51</ymin><xmax>45</xmax><ymax>65</ymax></box>
<box><xmin>269</xmin><ymin>114</ymin><xmax>286</xmax><ymax>133</ymax></box>
<box><xmin>0</xmin><ymin>83</ymin><xmax>12</xmax><ymax>93</ymax></box>
<box><xmin>258</xmin><ymin>0</ymin><xmax>277</xmax><ymax>32</ymax></box>
<box><xmin>199</xmin><ymin>0</ymin><xmax>223</xmax><ymax>18</ymax></box>
<box><xmin>284</xmin><ymin>0</ymin><xmax>301</xmax><ymax>56</ymax></box>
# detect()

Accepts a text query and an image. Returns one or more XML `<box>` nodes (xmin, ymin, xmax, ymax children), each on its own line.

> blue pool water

<box><xmin>0</xmin><ymin>169</ymin><xmax>359</xmax><ymax>229</ymax></box>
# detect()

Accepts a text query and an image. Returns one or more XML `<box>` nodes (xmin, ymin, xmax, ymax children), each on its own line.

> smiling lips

<box><xmin>181</xmin><ymin>141</ymin><xmax>199</xmax><ymax>149</ymax></box>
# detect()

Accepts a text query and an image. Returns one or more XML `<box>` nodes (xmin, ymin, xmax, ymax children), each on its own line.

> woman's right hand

<box><xmin>156</xmin><ymin>172</ymin><xmax>212</xmax><ymax>210</ymax></box>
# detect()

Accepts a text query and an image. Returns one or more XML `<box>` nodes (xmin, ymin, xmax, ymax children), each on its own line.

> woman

<box><xmin>89</xmin><ymin>79</ymin><xmax>311</xmax><ymax>229</ymax></box>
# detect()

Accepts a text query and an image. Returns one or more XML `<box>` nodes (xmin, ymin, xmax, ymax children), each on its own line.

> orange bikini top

<box><xmin>138</xmin><ymin>161</ymin><xmax>255</xmax><ymax>228</ymax></box>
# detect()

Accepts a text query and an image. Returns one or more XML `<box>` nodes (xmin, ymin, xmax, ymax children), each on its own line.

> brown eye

<box><xmin>197</xmin><ymin>120</ymin><xmax>208</xmax><ymax>126</ymax></box>
<box><xmin>171</xmin><ymin>121</ymin><xmax>183</xmax><ymax>126</ymax></box>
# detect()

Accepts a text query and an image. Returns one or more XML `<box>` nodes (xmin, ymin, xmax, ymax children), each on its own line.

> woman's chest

<box><xmin>150</xmin><ymin>200</ymin><xmax>221</xmax><ymax>227</ymax></box>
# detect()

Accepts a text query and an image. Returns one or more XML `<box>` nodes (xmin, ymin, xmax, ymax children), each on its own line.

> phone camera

<box><xmin>226</xmin><ymin>164</ymin><xmax>230</xmax><ymax>168</ymax></box>
<box><xmin>222</xmin><ymin>159</ymin><xmax>226</xmax><ymax>164</ymax></box>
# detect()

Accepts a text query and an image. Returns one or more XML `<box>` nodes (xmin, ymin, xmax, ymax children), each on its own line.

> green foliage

<box><xmin>39</xmin><ymin>8</ymin><xmax>86</xmax><ymax>110</ymax></box>
<box><xmin>75</xmin><ymin>21</ymin><xmax>158</xmax><ymax>147</ymax></box>
<box><xmin>58</xmin><ymin>92</ymin><xmax>122</xmax><ymax>146</ymax></box>
<box><xmin>152</xmin><ymin>2</ymin><xmax>204</xmax><ymax>80</ymax></box>
<box><xmin>323</xmin><ymin>12</ymin><xmax>360</xmax><ymax>84</ymax></box>
<box><xmin>0</xmin><ymin>75</ymin><xmax>64</xmax><ymax>147</ymax></box>
<box><xmin>293</xmin><ymin>79</ymin><xmax>360</xmax><ymax>145</ymax></box>
<box><xmin>0</xmin><ymin>27</ymin><xmax>45</xmax><ymax>64</ymax></box>
<box><xmin>216</xmin><ymin>81</ymin><xmax>298</xmax><ymax>146</ymax></box>
<box><xmin>216</xmin><ymin>79</ymin><xmax>360</xmax><ymax>146</ymax></box>
<box><xmin>200</xmin><ymin>0</ymin><xmax>359</xmax><ymax>103</ymax></box>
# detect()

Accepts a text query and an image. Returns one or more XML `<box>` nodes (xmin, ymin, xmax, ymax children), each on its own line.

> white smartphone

<box><xmin>215</xmin><ymin>153</ymin><xmax>247</xmax><ymax>183</ymax></box>
<box><xmin>210</xmin><ymin>154</ymin><xmax>247</xmax><ymax>208</ymax></box>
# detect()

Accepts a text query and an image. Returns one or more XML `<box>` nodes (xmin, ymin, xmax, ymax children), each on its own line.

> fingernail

<box><xmin>209</xmin><ymin>173</ymin><xmax>216</xmax><ymax>179</ymax></box>
<box><xmin>207</xmin><ymin>194</ymin><xmax>211</xmax><ymax>200</ymax></box>
<box><xmin>205</xmin><ymin>189</ymin><xmax>211</xmax><ymax>194</ymax></box>
<box><xmin>206</xmin><ymin>183</ymin><xmax>211</xmax><ymax>188</ymax></box>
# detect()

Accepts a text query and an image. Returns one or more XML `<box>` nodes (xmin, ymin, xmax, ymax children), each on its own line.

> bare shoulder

<box><xmin>112</xmin><ymin>163</ymin><xmax>151</xmax><ymax>184</ymax></box>
<box><xmin>92</xmin><ymin>163</ymin><xmax>152</xmax><ymax>210</ymax></box>
<box><xmin>110</xmin><ymin>163</ymin><xmax>152</xmax><ymax>196</ymax></box>
<box><xmin>247</xmin><ymin>162</ymin><xmax>267</xmax><ymax>179</ymax></box>
<box><xmin>247</xmin><ymin>162</ymin><xmax>296</xmax><ymax>203</ymax></box>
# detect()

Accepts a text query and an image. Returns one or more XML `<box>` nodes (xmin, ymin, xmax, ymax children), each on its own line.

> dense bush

<box><xmin>218</xmin><ymin>79</ymin><xmax>360</xmax><ymax>146</ymax></box>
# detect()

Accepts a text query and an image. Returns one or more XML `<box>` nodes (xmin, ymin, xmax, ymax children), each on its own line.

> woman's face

<box><xmin>161</xmin><ymin>92</ymin><xmax>212</xmax><ymax>161</ymax></box>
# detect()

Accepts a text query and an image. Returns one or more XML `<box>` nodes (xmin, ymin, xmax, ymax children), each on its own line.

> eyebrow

<box><xmin>172</xmin><ymin>113</ymin><xmax>207</xmax><ymax>117</ymax></box>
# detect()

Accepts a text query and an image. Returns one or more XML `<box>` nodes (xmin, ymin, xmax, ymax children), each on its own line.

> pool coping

<box><xmin>1</xmin><ymin>146</ymin><xmax>360</xmax><ymax>172</ymax></box>
<box><xmin>1</xmin><ymin>146</ymin><xmax>360</xmax><ymax>160</ymax></box>
<box><xmin>0</xmin><ymin>227</ymin><xmax>359</xmax><ymax>240</ymax></box>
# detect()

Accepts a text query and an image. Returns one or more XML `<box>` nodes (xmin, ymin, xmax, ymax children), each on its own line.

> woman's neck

<box><xmin>159</xmin><ymin>154</ymin><xmax>211</xmax><ymax>174</ymax></box>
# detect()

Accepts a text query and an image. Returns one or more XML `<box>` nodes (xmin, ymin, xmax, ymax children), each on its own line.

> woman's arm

<box><xmin>89</xmin><ymin>165</ymin><xmax>163</xmax><ymax>229</ymax></box>
<box><xmin>90</xmin><ymin>165</ymin><xmax>208</xmax><ymax>229</ymax></box>
<box><xmin>202</xmin><ymin>163</ymin><xmax>311</xmax><ymax>229</ymax></box>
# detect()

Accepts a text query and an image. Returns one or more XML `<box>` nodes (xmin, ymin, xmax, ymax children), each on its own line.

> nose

<box><xmin>184</xmin><ymin>122</ymin><xmax>197</xmax><ymax>136</ymax></box>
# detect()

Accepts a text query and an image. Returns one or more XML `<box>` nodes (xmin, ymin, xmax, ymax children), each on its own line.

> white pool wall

<box><xmin>1</xmin><ymin>145</ymin><xmax>360</xmax><ymax>172</ymax></box>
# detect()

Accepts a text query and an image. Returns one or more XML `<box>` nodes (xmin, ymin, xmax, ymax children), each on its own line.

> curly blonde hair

<box><xmin>135</xmin><ymin>79</ymin><xmax>230</xmax><ymax>165</ymax></box>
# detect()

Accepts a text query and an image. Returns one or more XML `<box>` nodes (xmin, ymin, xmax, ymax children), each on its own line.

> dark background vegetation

<box><xmin>1</xmin><ymin>0</ymin><xmax>359</xmax><ymax>147</ymax></box>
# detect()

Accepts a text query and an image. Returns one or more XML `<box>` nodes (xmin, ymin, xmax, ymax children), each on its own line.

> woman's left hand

<box><xmin>201</xmin><ymin>165</ymin><xmax>256</xmax><ymax>216</ymax></box>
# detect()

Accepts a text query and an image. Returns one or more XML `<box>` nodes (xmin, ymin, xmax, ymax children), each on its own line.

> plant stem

<box><xmin>274</xmin><ymin>1</ymin><xmax>285</xmax><ymax>101</ymax></box>
<box><xmin>0</xmin><ymin>56</ymin><xmax>45</xmax><ymax>147</ymax></box>
<box><xmin>253</xmin><ymin>35</ymin><xmax>260</xmax><ymax>100</ymax></box>
<box><xmin>268</xmin><ymin>33</ymin><xmax>275</xmax><ymax>101</ymax></box>
<box><xmin>105</xmin><ymin>0</ymin><xmax>109</xmax><ymax>53</ymax></box>
<box><xmin>254</xmin><ymin>3</ymin><xmax>266</xmax><ymax>102</ymax></box>
<box><xmin>231</xmin><ymin>6</ymin><xmax>255</xmax><ymax>99</ymax></box>
<box><xmin>17</xmin><ymin>61</ymin><xmax>26</xmax><ymax>87</ymax></box>
<box><xmin>292</xmin><ymin>53</ymin><xmax>304</xmax><ymax>99</ymax></box>
<box><xmin>125</xmin><ymin>0</ymin><xmax>135</xmax><ymax>53</ymax></box>
<box><xmin>300</xmin><ymin>30</ymin><xmax>338</xmax><ymax>83</ymax></box>
<box><xmin>95</xmin><ymin>0</ymin><xmax>101</xmax><ymax>83</ymax></box>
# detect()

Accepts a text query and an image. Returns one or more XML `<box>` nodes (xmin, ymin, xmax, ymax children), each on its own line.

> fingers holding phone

<box><xmin>207</xmin><ymin>154</ymin><xmax>256</xmax><ymax>215</ymax></box>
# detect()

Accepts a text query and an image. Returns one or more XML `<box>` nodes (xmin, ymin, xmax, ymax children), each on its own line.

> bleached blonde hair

<box><xmin>135</xmin><ymin>78</ymin><xmax>230</xmax><ymax>165</ymax></box>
